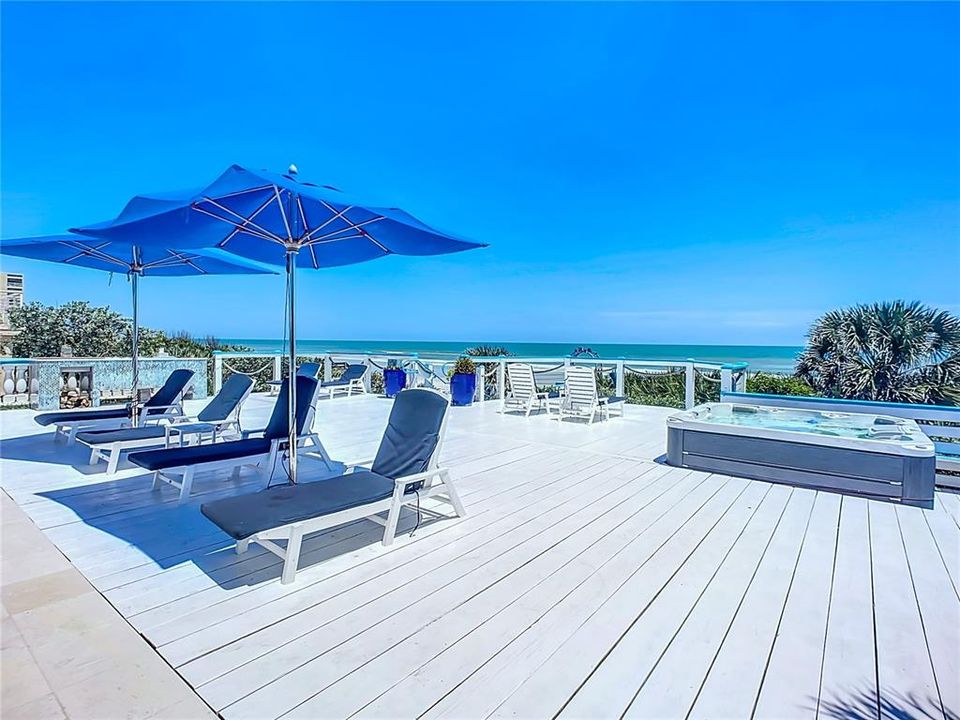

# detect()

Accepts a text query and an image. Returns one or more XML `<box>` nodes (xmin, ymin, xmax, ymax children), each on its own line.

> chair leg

<box><xmin>236</xmin><ymin>538</ymin><xmax>250</xmax><ymax>555</ymax></box>
<box><xmin>89</xmin><ymin>447</ymin><xmax>100</xmax><ymax>465</ymax></box>
<box><xmin>106</xmin><ymin>445</ymin><xmax>121</xmax><ymax>475</ymax></box>
<box><xmin>178</xmin><ymin>467</ymin><xmax>195</xmax><ymax>503</ymax></box>
<box><xmin>151</xmin><ymin>471</ymin><xmax>162</xmax><ymax>491</ymax></box>
<box><xmin>67</xmin><ymin>426</ymin><xmax>78</xmax><ymax>446</ymax></box>
<box><xmin>440</xmin><ymin>469</ymin><xmax>466</xmax><ymax>518</ymax></box>
<box><xmin>382</xmin><ymin>486</ymin><xmax>406</xmax><ymax>546</ymax></box>
<box><xmin>280</xmin><ymin>529</ymin><xmax>303</xmax><ymax>584</ymax></box>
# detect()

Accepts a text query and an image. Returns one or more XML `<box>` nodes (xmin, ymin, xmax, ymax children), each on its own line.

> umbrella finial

<box><xmin>288</xmin><ymin>163</ymin><xmax>299</xmax><ymax>176</ymax></box>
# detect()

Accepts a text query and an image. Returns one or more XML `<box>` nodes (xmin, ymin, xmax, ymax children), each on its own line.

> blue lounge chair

<box><xmin>267</xmin><ymin>362</ymin><xmax>322</xmax><ymax>394</ymax></box>
<box><xmin>76</xmin><ymin>373</ymin><xmax>255</xmax><ymax>475</ymax></box>
<box><xmin>128</xmin><ymin>375</ymin><xmax>331</xmax><ymax>503</ymax></box>
<box><xmin>201</xmin><ymin>388</ymin><xmax>464</xmax><ymax>584</ymax></box>
<box><xmin>319</xmin><ymin>363</ymin><xmax>368</xmax><ymax>398</ymax></box>
<box><xmin>34</xmin><ymin>369</ymin><xmax>195</xmax><ymax>445</ymax></box>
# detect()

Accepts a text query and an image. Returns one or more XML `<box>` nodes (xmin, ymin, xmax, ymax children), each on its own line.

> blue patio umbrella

<box><xmin>0</xmin><ymin>235</ymin><xmax>276</xmax><ymax>421</ymax></box>
<box><xmin>68</xmin><ymin>164</ymin><xmax>486</xmax><ymax>481</ymax></box>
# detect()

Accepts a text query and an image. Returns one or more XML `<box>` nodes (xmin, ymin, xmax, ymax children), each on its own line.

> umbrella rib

<box><xmin>273</xmin><ymin>185</ymin><xmax>293</xmax><ymax>241</ymax></box>
<box><xmin>296</xmin><ymin>196</ymin><xmax>310</xmax><ymax>238</ymax></box>
<box><xmin>217</xmin><ymin>194</ymin><xmax>277</xmax><ymax>248</ymax></box>
<box><xmin>59</xmin><ymin>241</ymin><xmax>132</xmax><ymax>269</ymax></box>
<box><xmin>192</xmin><ymin>202</ymin><xmax>283</xmax><ymax>243</ymax></box>
<box><xmin>143</xmin><ymin>250</ymin><xmax>196</xmax><ymax>269</ymax></box>
<box><xmin>302</xmin><ymin>203</ymin><xmax>355</xmax><ymax>241</ymax></box>
<box><xmin>306</xmin><ymin>215</ymin><xmax>386</xmax><ymax>243</ymax></box>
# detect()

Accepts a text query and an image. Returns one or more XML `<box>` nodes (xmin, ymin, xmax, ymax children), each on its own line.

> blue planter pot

<box><xmin>450</xmin><ymin>372</ymin><xmax>476</xmax><ymax>406</ymax></box>
<box><xmin>383</xmin><ymin>369</ymin><xmax>407</xmax><ymax>398</ymax></box>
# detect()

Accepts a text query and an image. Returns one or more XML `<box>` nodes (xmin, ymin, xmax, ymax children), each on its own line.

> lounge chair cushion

<box><xmin>197</xmin><ymin>373</ymin><xmax>253</xmax><ymax>422</ymax></box>
<box><xmin>372</xmin><ymin>389</ymin><xmax>447</xmax><ymax>480</ymax></box>
<box><xmin>34</xmin><ymin>407</ymin><xmax>130</xmax><ymax>426</ymax></box>
<box><xmin>76</xmin><ymin>426</ymin><xmax>168</xmax><ymax>445</ymax></box>
<box><xmin>602</xmin><ymin>396</ymin><xmax>627</xmax><ymax>405</ymax></box>
<box><xmin>200</xmin><ymin>470</ymin><xmax>395</xmax><ymax>540</ymax></box>
<box><xmin>320</xmin><ymin>364</ymin><xmax>366</xmax><ymax>388</ymax></box>
<box><xmin>129</xmin><ymin>438</ymin><xmax>272</xmax><ymax>472</ymax></box>
<box><xmin>144</xmin><ymin>369</ymin><xmax>195</xmax><ymax>409</ymax></box>
<box><xmin>263</xmin><ymin>375</ymin><xmax>319</xmax><ymax>440</ymax></box>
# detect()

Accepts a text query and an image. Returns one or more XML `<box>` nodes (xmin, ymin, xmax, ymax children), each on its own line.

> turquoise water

<box><xmin>221</xmin><ymin>339</ymin><xmax>803</xmax><ymax>373</ymax></box>
<box><xmin>700</xmin><ymin>404</ymin><xmax>916</xmax><ymax>441</ymax></box>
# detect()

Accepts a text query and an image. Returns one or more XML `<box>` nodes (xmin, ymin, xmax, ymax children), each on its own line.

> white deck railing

<box><xmin>212</xmin><ymin>351</ymin><xmax>749</xmax><ymax>409</ymax></box>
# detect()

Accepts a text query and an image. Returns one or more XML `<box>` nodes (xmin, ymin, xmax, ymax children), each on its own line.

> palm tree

<box><xmin>796</xmin><ymin>301</ymin><xmax>960</xmax><ymax>405</ymax></box>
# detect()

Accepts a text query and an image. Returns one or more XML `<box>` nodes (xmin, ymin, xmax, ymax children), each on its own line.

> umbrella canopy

<box><xmin>69</xmin><ymin>165</ymin><xmax>484</xmax><ymax>268</ymax></box>
<box><xmin>69</xmin><ymin>164</ymin><xmax>486</xmax><ymax>480</ymax></box>
<box><xmin>0</xmin><ymin>235</ymin><xmax>277</xmax><ymax>419</ymax></box>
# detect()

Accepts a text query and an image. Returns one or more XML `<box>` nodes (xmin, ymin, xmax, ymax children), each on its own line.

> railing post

<box><xmin>213</xmin><ymin>353</ymin><xmax>223</xmax><ymax>394</ymax></box>
<box><xmin>497</xmin><ymin>357</ymin><xmax>506</xmax><ymax>402</ymax></box>
<box><xmin>272</xmin><ymin>354</ymin><xmax>282</xmax><ymax>383</ymax></box>
<box><xmin>616</xmin><ymin>358</ymin><xmax>625</xmax><ymax>397</ymax></box>
<box><xmin>477</xmin><ymin>365</ymin><xmax>485</xmax><ymax>403</ymax></box>
<box><xmin>720</xmin><ymin>363</ymin><xmax>735</xmax><ymax>395</ymax></box>
<box><xmin>323</xmin><ymin>355</ymin><xmax>332</xmax><ymax>383</ymax></box>
<box><xmin>363</xmin><ymin>355</ymin><xmax>372</xmax><ymax>392</ymax></box>
<box><xmin>685</xmin><ymin>360</ymin><xmax>696</xmax><ymax>409</ymax></box>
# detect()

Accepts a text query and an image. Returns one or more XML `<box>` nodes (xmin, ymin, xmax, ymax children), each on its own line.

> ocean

<box><xmin>220</xmin><ymin>339</ymin><xmax>803</xmax><ymax>373</ymax></box>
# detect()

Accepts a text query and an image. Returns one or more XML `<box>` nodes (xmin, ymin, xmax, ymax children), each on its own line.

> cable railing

<box><xmin>212</xmin><ymin>350</ymin><xmax>749</xmax><ymax>409</ymax></box>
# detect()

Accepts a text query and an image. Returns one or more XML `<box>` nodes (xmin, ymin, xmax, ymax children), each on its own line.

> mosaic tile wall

<box><xmin>1</xmin><ymin>358</ymin><xmax>208</xmax><ymax>410</ymax></box>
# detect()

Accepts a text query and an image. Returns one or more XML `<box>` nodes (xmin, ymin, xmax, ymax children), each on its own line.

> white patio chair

<box><xmin>554</xmin><ymin>365</ymin><xmax>626</xmax><ymax>424</ymax></box>
<box><xmin>501</xmin><ymin>363</ymin><xmax>552</xmax><ymax>416</ymax></box>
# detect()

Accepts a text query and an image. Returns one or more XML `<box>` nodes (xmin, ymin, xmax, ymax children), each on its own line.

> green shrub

<box><xmin>747</xmin><ymin>372</ymin><xmax>814</xmax><ymax>397</ymax></box>
<box><xmin>452</xmin><ymin>357</ymin><xmax>476</xmax><ymax>375</ymax></box>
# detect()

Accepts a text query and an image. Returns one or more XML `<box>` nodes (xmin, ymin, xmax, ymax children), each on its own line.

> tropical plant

<box><xmin>9</xmin><ymin>300</ymin><xmax>251</xmax><ymax>392</ymax></box>
<box><xmin>796</xmin><ymin>301</ymin><xmax>960</xmax><ymax>405</ymax></box>
<box><xmin>747</xmin><ymin>372</ymin><xmax>814</xmax><ymax>397</ymax></box>
<box><xmin>451</xmin><ymin>356</ymin><xmax>477</xmax><ymax>375</ymax></box>
<box><xmin>465</xmin><ymin>345</ymin><xmax>512</xmax><ymax>358</ymax></box>
<box><xmin>466</xmin><ymin>345</ymin><xmax>512</xmax><ymax>399</ymax></box>
<box><xmin>10</xmin><ymin>301</ymin><xmax>129</xmax><ymax>357</ymax></box>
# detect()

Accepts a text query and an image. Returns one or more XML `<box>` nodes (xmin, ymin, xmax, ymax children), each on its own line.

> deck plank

<box><xmin>686</xmin><ymin>488</ymin><xmax>818</xmax><ymax>719</ymax></box>
<box><xmin>896</xmin><ymin>505</ymin><xmax>960</xmax><ymax>717</ymax></box>
<box><xmin>817</xmin><ymin>496</ymin><xmax>879</xmax><ymax>719</ymax></box>
<box><xmin>751</xmin><ymin>491</ymin><xmax>843</xmax><ymax>720</ymax></box>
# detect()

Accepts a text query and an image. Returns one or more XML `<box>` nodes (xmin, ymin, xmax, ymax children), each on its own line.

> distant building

<box><xmin>0</xmin><ymin>272</ymin><xmax>24</xmax><ymax>355</ymax></box>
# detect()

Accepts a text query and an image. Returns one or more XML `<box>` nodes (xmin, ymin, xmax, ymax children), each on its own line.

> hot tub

<box><xmin>666</xmin><ymin>403</ymin><xmax>936</xmax><ymax>507</ymax></box>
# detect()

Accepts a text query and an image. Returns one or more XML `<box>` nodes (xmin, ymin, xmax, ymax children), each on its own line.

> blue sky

<box><xmin>2</xmin><ymin>1</ymin><xmax>958</xmax><ymax>346</ymax></box>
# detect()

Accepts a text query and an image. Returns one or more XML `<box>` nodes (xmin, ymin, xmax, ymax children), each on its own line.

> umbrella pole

<box><xmin>286</xmin><ymin>249</ymin><xmax>299</xmax><ymax>483</ymax></box>
<box><xmin>131</xmin><ymin>271</ymin><xmax>140</xmax><ymax>428</ymax></box>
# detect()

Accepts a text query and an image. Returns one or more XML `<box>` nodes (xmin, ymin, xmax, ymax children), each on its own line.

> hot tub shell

<box><xmin>666</xmin><ymin>403</ymin><xmax>936</xmax><ymax>507</ymax></box>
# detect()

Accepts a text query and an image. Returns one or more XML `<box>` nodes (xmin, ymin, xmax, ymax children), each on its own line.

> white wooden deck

<box><xmin>1</xmin><ymin>393</ymin><xmax>957</xmax><ymax>720</ymax></box>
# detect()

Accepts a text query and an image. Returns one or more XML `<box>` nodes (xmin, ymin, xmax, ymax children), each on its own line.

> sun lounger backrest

<box><xmin>338</xmin><ymin>364</ymin><xmax>367</xmax><ymax>383</ymax></box>
<box><xmin>197</xmin><ymin>373</ymin><xmax>254</xmax><ymax>422</ymax></box>
<box><xmin>507</xmin><ymin>363</ymin><xmax>537</xmax><ymax>400</ymax></box>
<box><xmin>372</xmin><ymin>389</ymin><xmax>447</xmax><ymax>479</ymax></box>
<box><xmin>297</xmin><ymin>362</ymin><xmax>322</xmax><ymax>379</ymax></box>
<box><xmin>144</xmin><ymin>369</ymin><xmax>195</xmax><ymax>409</ymax></box>
<box><xmin>564</xmin><ymin>365</ymin><xmax>598</xmax><ymax>408</ymax></box>
<box><xmin>263</xmin><ymin>375</ymin><xmax>319</xmax><ymax>441</ymax></box>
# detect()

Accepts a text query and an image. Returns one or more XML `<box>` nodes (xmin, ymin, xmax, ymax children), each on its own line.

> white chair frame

<box><xmin>321</xmin><ymin>369</ymin><xmax>367</xmax><ymax>399</ymax></box>
<box><xmin>554</xmin><ymin>365</ymin><xmax>624</xmax><ymax>424</ymax></box>
<box><xmin>149</xmin><ymin>383</ymin><xmax>332</xmax><ymax>503</ymax></box>
<box><xmin>80</xmin><ymin>383</ymin><xmax>254</xmax><ymax>475</ymax></box>
<box><xmin>236</xmin><ymin>389</ymin><xmax>465</xmax><ymax>584</ymax></box>
<box><xmin>52</xmin><ymin>400</ymin><xmax>187</xmax><ymax>446</ymax></box>
<box><xmin>501</xmin><ymin>363</ymin><xmax>551</xmax><ymax>417</ymax></box>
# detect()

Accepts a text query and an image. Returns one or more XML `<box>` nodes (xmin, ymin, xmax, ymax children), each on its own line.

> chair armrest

<box><xmin>142</xmin><ymin>403</ymin><xmax>182</xmax><ymax>412</ymax></box>
<box><xmin>393</xmin><ymin>467</ymin><xmax>445</xmax><ymax>488</ymax></box>
<box><xmin>241</xmin><ymin>427</ymin><xmax>266</xmax><ymax>439</ymax></box>
<box><xmin>344</xmin><ymin>458</ymin><xmax>375</xmax><ymax>470</ymax></box>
